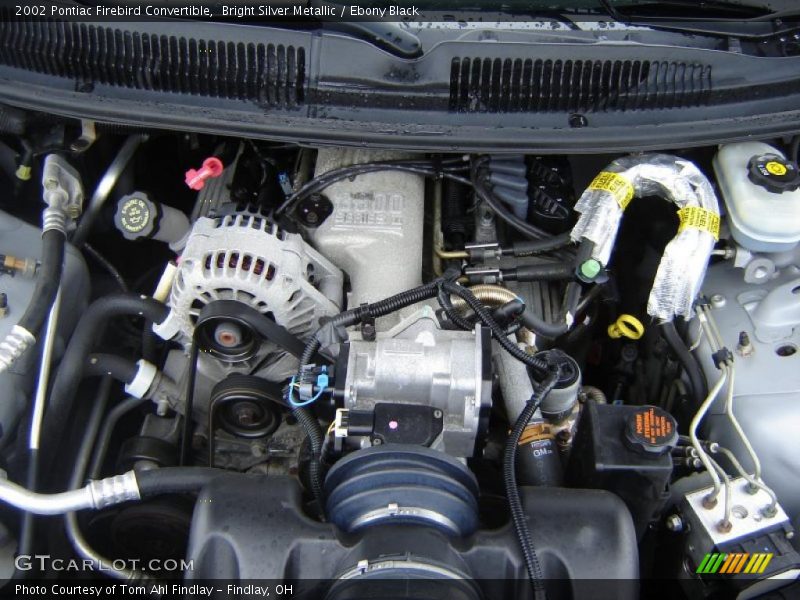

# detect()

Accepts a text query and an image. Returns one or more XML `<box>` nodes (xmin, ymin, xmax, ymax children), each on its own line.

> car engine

<box><xmin>0</xmin><ymin>126</ymin><xmax>798</xmax><ymax>600</ymax></box>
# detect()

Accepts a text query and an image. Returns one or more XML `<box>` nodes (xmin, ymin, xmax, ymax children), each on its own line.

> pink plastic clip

<box><xmin>185</xmin><ymin>157</ymin><xmax>224</xmax><ymax>191</ymax></box>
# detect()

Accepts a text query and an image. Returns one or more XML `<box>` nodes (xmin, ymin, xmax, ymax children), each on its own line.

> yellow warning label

<box><xmin>677</xmin><ymin>206</ymin><xmax>720</xmax><ymax>240</ymax></box>
<box><xmin>587</xmin><ymin>171</ymin><xmax>635</xmax><ymax>210</ymax></box>
<box><xmin>765</xmin><ymin>161</ymin><xmax>788</xmax><ymax>176</ymax></box>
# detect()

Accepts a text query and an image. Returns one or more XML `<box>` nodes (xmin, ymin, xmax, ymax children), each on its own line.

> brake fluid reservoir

<box><xmin>713</xmin><ymin>142</ymin><xmax>800</xmax><ymax>252</ymax></box>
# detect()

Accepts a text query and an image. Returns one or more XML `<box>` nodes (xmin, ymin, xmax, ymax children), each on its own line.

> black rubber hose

<box><xmin>660</xmin><ymin>321</ymin><xmax>708</xmax><ymax>407</ymax></box>
<box><xmin>503</xmin><ymin>373</ymin><xmax>559</xmax><ymax>600</ymax></box>
<box><xmin>276</xmin><ymin>161</ymin><xmax>471</xmax><ymax>217</ymax></box>
<box><xmin>299</xmin><ymin>311</ymin><xmax>359</xmax><ymax>367</ymax></box>
<box><xmin>0</xmin><ymin>104</ymin><xmax>27</xmax><ymax>135</ymax></box>
<box><xmin>141</xmin><ymin>323</ymin><xmax>160</xmax><ymax>364</ymax></box>
<box><xmin>85</xmin><ymin>354</ymin><xmax>139</xmax><ymax>383</ymax></box>
<box><xmin>41</xmin><ymin>295</ymin><xmax>169</xmax><ymax>464</ymax></box>
<box><xmin>294</xmin><ymin>407</ymin><xmax>326</xmax><ymax>519</ymax></box>
<box><xmin>442</xmin><ymin>178</ymin><xmax>468</xmax><ymax>248</ymax></box>
<box><xmin>438</xmin><ymin>286</ymin><xmax>521</xmax><ymax>336</ymax></box>
<box><xmin>790</xmin><ymin>135</ymin><xmax>800</xmax><ymax>168</ymax></box>
<box><xmin>299</xmin><ymin>280</ymin><xmax>441</xmax><ymax>367</ymax></box>
<box><xmin>365</xmin><ymin>280</ymin><xmax>440</xmax><ymax>318</ymax></box>
<box><xmin>472</xmin><ymin>166</ymin><xmax>547</xmax><ymax>240</ymax></box>
<box><xmin>69</xmin><ymin>378</ymin><xmax>113</xmax><ymax>488</ymax></box>
<box><xmin>505</xmin><ymin>262</ymin><xmax>574</xmax><ymax>282</ymax></box>
<box><xmin>82</xmin><ymin>243</ymin><xmax>129</xmax><ymax>293</ymax></box>
<box><xmin>519</xmin><ymin>310</ymin><xmax>569</xmax><ymax>339</ymax></box>
<box><xmin>470</xmin><ymin>158</ymin><xmax>575</xmax><ymax>263</ymax></box>
<box><xmin>440</xmin><ymin>280</ymin><xmax>551</xmax><ymax>377</ymax></box>
<box><xmin>506</xmin><ymin>233</ymin><xmax>573</xmax><ymax>257</ymax></box>
<box><xmin>179</xmin><ymin>342</ymin><xmax>199</xmax><ymax>466</ymax></box>
<box><xmin>88</xmin><ymin>395</ymin><xmax>149</xmax><ymax>480</ymax></box>
<box><xmin>135</xmin><ymin>466</ymin><xmax>244</xmax><ymax>497</ymax></box>
<box><xmin>17</xmin><ymin>229</ymin><xmax>65</xmax><ymax>338</ymax></box>
<box><xmin>437</xmin><ymin>285</ymin><xmax>474</xmax><ymax>331</ymax></box>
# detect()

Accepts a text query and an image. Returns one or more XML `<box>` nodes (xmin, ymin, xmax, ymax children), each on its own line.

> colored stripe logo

<box><xmin>696</xmin><ymin>553</ymin><xmax>773</xmax><ymax>575</ymax></box>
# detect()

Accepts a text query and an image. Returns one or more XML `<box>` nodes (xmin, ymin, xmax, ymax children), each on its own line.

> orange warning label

<box><xmin>635</xmin><ymin>407</ymin><xmax>674</xmax><ymax>445</ymax></box>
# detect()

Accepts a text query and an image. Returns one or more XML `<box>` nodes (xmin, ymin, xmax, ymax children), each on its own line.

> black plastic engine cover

<box><xmin>185</xmin><ymin>477</ymin><xmax>638</xmax><ymax>600</ymax></box>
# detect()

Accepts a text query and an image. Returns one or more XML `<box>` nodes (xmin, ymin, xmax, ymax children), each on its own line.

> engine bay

<box><xmin>0</xmin><ymin>121</ymin><xmax>798</xmax><ymax>599</ymax></box>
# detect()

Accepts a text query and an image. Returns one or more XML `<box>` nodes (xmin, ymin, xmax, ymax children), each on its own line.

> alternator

<box><xmin>158</xmin><ymin>212</ymin><xmax>344</xmax><ymax>345</ymax></box>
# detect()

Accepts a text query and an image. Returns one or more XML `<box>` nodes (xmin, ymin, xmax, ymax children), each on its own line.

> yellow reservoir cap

<box><xmin>608</xmin><ymin>314</ymin><xmax>645</xmax><ymax>340</ymax></box>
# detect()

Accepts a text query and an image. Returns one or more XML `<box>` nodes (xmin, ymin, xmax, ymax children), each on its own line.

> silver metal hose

<box><xmin>29</xmin><ymin>289</ymin><xmax>61</xmax><ymax>452</ymax></box>
<box><xmin>450</xmin><ymin>284</ymin><xmax>518</xmax><ymax>310</ymax></box>
<box><xmin>0</xmin><ymin>472</ymin><xmax>139</xmax><ymax>515</ymax></box>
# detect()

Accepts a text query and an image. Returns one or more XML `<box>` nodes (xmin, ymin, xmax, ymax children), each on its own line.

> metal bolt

<box><xmin>568</xmin><ymin>113</ymin><xmax>588</xmax><ymax>128</ymax></box>
<box><xmin>433</xmin><ymin>409</ymin><xmax>443</xmax><ymax>419</ymax></box>
<box><xmin>251</xmin><ymin>443</ymin><xmax>266</xmax><ymax>458</ymax></box>
<box><xmin>665</xmin><ymin>515</ymin><xmax>684</xmax><ymax>532</ymax></box>
<box><xmin>620</xmin><ymin>343</ymin><xmax>638</xmax><ymax>362</ymax></box>
<box><xmin>717</xmin><ymin>519</ymin><xmax>733</xmax><ymax>533</ymax></box>
<box><xmin>745</xmin><ymin>482</ymin><xmax>759</xmax><ymax>495</ymax></box>
<box><xmin>192</xmin><ymin>431</ymin><xmax>206</xmax><ymax>450</ymax></box>
<box><xmin>372</xmin><ymin>438</ymin><xmax>382</xmax><ymax>446</ymax></box>
<box><xmin>787</xmin><ymin>531</ymin><xmax>795</xmax><ymax>540</ymax></box>
<box><xmin>761</xmin><ymin>505</ymin><xmax>778</xmax><ymax>519</ymax></box>
<box><xmin>156</xmin><ymin>398</ymin><xmax>169</xmax><ymax>417</ymax></box>
<box><xmin>737</xmin><ymin>331</ymin><xmax>754</xmax><ymax>357</ymax></box>
<box><xmin>702</xmin><ymin>494</ymin><xmax>718</xmax><ymax>510</ymax></box>
<box><xmin>361</xmin><ymin>323</ymin><xmax>376</xmax><ymax>342</ymax></box>
<box><xmin>710</xmin><ymin>294</ymin><xmax>726</xmax><ymax>308</ymax></box>
<box><xmin>233</xmin><ymin>404</ymin><xmax>258</xmax><ymax>426</ymax></box>
<box><xmin>214</xmin><ymin>322</ymin><xmax>242</xmax><ymax>348</ymax></box>
<box><xmin>555</xmin><ymin>429</ymin><xmax>572</xmax><ymax>450</ymax></box>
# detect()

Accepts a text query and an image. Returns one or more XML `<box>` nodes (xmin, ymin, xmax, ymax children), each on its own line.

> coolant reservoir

<box><xmin>713</xmin><ymin>142</ymin><xmax>800</xmax><ymax>252</ymax></box>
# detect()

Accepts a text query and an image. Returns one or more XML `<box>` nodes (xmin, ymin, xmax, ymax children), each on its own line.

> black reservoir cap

<box><xmin>747</xmin><ymin>154</ymin><xmax>800</xmax><ymax>194</ymax></box>
<box><xmin>623</xmin><ymin>405</ymin><xmax>678</xmax><ymax>456</ymax></box>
